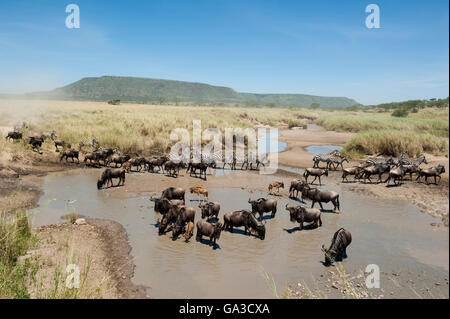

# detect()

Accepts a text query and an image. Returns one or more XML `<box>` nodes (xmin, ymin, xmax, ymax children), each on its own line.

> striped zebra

<box><xmin>79</xmin><ymin>137</ymin><xmax>99</xmax><ymax>151</ymax></box>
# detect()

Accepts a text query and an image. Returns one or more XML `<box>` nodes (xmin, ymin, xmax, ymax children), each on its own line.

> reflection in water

<box><xmin>306</xmin><ymin>145</ymin><xmax>344</xmax><ymax>155</ymax></box>
<box><xmin>31</xmin><ymin>170</ymin><xmax>449</xmax><ymax>298</ymax></box>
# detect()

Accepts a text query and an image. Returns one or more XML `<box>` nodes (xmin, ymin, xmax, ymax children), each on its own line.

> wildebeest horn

<box><xmin>321</xmin><ymin>244</ymin><xmax>326</xmax><ymax>252</ymax></box>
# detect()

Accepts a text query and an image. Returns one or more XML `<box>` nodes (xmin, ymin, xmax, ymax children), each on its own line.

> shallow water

<box><xmin>306</xmin><ymin>124</ymin><xmax>324</xmax><ymax>130</ymax></box>
<box><xmin>306</xmin><ymin>145</ymin><xmax>343</xmax><ymax>155</ymax></box>
<box><xmin>31</xmin><ymin>169</ymin><xmax>449</xmax><ymax>298</ymax></box>
<box><xmin>258</xmin><ymin>131</ymin><xmax>287</xmax><ymax>154</ymax></box>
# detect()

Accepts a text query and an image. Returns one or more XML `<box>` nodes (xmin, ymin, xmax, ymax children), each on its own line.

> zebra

<box><xmin>313</xmin><ymin>150</ymin><xmax>343</xmax><ymax>169</ymax></box>
<box><xmin>41</xmin><ymin>131</ymin><xmax>57</xmax><ymax>141</ymax></box>
<box><xmin>79</xmin><ymin>137</ymin><xmax>99</xmax><ymax>151</ymax></box>
<box><xmin>400</xmin><ymin>155</ymin><xmax>427</xmax><ymax>167</ymax></box>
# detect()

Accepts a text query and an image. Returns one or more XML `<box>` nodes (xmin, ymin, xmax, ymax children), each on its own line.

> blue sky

<box><xmin>0</xmin><ymin>0</ymin><xmax>448</xmax><ymax>104</ymax></box>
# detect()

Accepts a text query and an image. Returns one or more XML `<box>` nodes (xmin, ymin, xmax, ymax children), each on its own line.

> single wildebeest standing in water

<box><xmin>322</xmin><ymin>228</ymin><xmax>352</xmax><ymax>266</ymax></box>
<box><xmin>223</xmin><ymin>210</ymin><xmax>266</xmax><ymax>240</ymax></box>
<box><xmin>416</xmin><ymin>165</ymin><xmax>446</xmax><ymax>185</ymax></box>
<box><xmin>285</xmin><ymin>204</ymin><xmax>322</xmax><ymax>230</ymax></box>
<box><xmin>172</xmin><ymin>206</ymin><xmax>196</xmax><ymax>240</ymax></box>
<box><xmin>248</xmin><ymin>198</ymin><xmax>277</xmax><ymax>221</ymax></box>
<box><xmin>196</xmin><ymin>220</ymin><xmax>223</xmax><ymax>248</ymax></box>
<box><xmin>302</xmin><ymin>185</ymin><xmax>340</xmax><ymax>212</ymax></box>
<box><xmin>303</xmin><ymin>168</ymin><xmax>328</xmax><ymax>186</ymax></box>
<box><xmin>97</xmin><ymin>168</ymin><xmax>126</xmax><ymax>189</ymax></box>
<box><xmin>199</xmin><ymin>201</ymin><xmax>221</xmax><ymax>222</ymax></box>
<box><xmin>161</xmin><ymin>187</ymin><xmax>185</xmax><ymax>202</ymax></box>
<box><xmin>60</xmin><ymin>149</ymin><xmax>80</xmax><ymax>163</ymax></box>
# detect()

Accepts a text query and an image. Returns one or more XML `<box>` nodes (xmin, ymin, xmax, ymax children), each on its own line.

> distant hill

<box><xmin>23</xmin><ymin>76</ymin><xmax>359</xmax><ymax>108</ymax></box>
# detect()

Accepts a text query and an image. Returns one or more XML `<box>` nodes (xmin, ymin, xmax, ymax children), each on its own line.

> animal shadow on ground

<box><xmin>228</xmin><ymin>228</ymin><xmax>260</xmax><ymax>239</ymax></box>
<box><xmin>260</xmin><ymin>215</ymin><xmax>274</xmax><ymax>221</ymax></box>
<box><xmin>197</xmin><ymin>237</ymin><xmax>221</xmax><ymax>250</ymax></box>
<box><xmin>319</xmin><ymin>208</ymin><xmax>335</xmax><ymax>213</ymax></box>
<box><xmin>289</xmin><ymin>197</ymin><xmax>306</xmax><ymax>204</ymax></box>
<box><xmin>283</xmin><ymin>223</ymin><xmax>317</xmax><ymax>233</ymax></box>
<box><xmin>386</xmin><ymin>183</ymin><xmax>403</xmax><ymax>188</ymax></box>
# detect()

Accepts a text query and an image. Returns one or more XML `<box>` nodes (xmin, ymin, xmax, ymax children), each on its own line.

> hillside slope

<box><xmin>25</xmin><ymin>76</ymin><xmax>358</xmax><ymax>107</ymax></box>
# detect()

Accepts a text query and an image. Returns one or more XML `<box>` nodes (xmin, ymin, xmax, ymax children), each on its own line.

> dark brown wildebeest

<box><xmin>5</xmin><ymin>131</ymin><xmax>22</xmax><ymax>141</ymax></box>
<box><xmin>163</xmin><ymin>160</ymin><xmax>184</xmax><ymax>177</ymax></box>
<box><xmin>303</xmin><ymin>168</ymin><xmax>328</xmax><ymax>186</ymax></box>
<box><xmin>84</xmin><ymin>151</ymin><xmax>100</xmax><ymax>165</ymax></box>
<box><xmin>60</xmin><ymin>149</ymin><xmax>79</xmax><ymax>163</ymax></box>
<box><xmin>146</xmin><ymin>156</ymin><xmax>169</xmax><ymax>173</ymax></box>
<box><xmin>222</xmin><ymin>210</ymin><xmax>266</xmax><ymax>240</ymax></box>
<box><xmin>196</xmin><ymin>220</ymin><xmax>223</xmax><ymax>248</ymax></box>
<box><xmin>128</xmin><ymin>157</ymin><xmax>146</xmax><ymax>172</ymax></box>
<box><xmin>97</xmin><ymin>168</ymin><xmax>125</xmax><ymax>189</ymax></box>
<box><xmin>172</xmin><ymin>206</ymin><xmax>196</xmax><ymax>240</ymax></box>
<box><xmin>322</xmin><ymin>228</ymin><xmax>352</xmax><ymax>266</ymax></box>
<box><xmin>54</xmin><ymin>140</ymin><xmax>71</xmax><ymax>152</ymax></box>
<box><xmin>289</xmin><ymin>179</ymin><xmax>307</xmax><ymax>199</ymax></box>
<box><xmin>285</xmin><ymin>204</ymin><xmax>322</xmax><ymax>230</ymax></box>
<box><xmin>184</xmin><ymin>221</ymin><xmax>195</xmax><ymax>242</ymax></box>
<box><xmin>341</xmin><ymin>166</ymin><xmax>364</xmax><ymax>182</ymax></box>
<box><xmin>27</xmin><ymin>136</ymin><xmax>44</xmax><ymax>153</ymax></box>
<box><xmin>302</xmin><ymin>185</ymin><xmax>340</xmax><ymax>212</ymax></box>
<box><xmin>248</xmin><ymin>198</ymin><xmax>277</xmax><ymax>221</ymax></box>
<box><xmin>109</xmin><ymin>154</ymin><xmax>131</xmax><ymax>167</ymax></box>
<box><xmin>187</xmin><ymin>161</ymin><xmax>208</xmax><ymax>179</ymax></box>
<box><xmin>268</xmin><ymin>181</ymin><xmax>284</xmax><ymax>194</ymax></box>
<box><xmin>416</xmin><ymin>164</ymin><xmax>446</xmax><ymax>185</ymax></box>
<box><xmin>199</xmin><ymin>201</ymin><xmax>220</xmax><ymax>221</ymax></box>
<box><xmin>361</xmin><ymin>163</ymin><xmax>390</xmax><ymax>184</ymax></box>
<box><xmin>384</xmin><ymin>165</ymin><xmax>406</xmax><ymax>186</ymax></box>
<box><xmin>150</xmin><ymin>197</ymin><xmax>184</xmax><ymax>216</ymax></box>
<box><xmin>161</xmin><ymin>187</ymin><xmax>185</xmax><ymax>202</ymax></box>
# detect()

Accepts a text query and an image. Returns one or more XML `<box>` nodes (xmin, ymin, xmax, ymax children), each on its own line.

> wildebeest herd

<box><xmin>5</xmin><ymin>126</ymin><xmax>446</xmax><ymax>267</ymax></box>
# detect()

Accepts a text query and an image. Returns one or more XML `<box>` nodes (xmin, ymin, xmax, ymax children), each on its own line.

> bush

<box><xmin>392</xmin><ymin>108</ymin><xmax>409</xmax><ymax>117</ymax></box>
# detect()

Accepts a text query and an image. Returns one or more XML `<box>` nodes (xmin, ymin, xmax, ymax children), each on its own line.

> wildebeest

<box><xmin>384</xmin><ymin>165</ymin><xmax>406</xmax><ymax>186</ymax></box>
<box><xmin>289</xmin><ymin>179</ymin><xmax>307</xmax><ymax>199</ymax></box>
<box><xmin>223</xmin><ymin>210</ymin><xmax>266</xmax><ymax>240</ymax></box>
<box><xmin>84</xmin><ymin>151</ymin><xmax>100</xmax><ymax>165</ymax></box>
<box><xmin>187</xmin><ymin>161</ymin><xmax>208</xmax><ymax>179</ymax></box>
<box><xmin>285</xmin><ymin>204</ymin><xmax>322</xmax><ymax>230</ymax></box>
<box><xmin>184</xmin><ymin>221</ymin><xmax>195</xmax><ymax>242</ymax></box>
<box><xmin>248</xmin><ymin>198</ymin><xmax>277</xmax><ymax>221</ymax></box>
<box><xmin>190</xmin><ymin>186</ymin><xmax>208</xmax><ymax>200</ymax></box>
<box><xmin>196</xmin><ymin>220</ymin><xmax>223</xmax><ymax>248</ymax></box>
<box><xmin>222</xmin><ymin>153</ymin><xmax>237</xmax><ymax>170</ymax></box>
<box><xmin>172</xmin><ymin>205</ymin><xmax>196</xmax><ymax>240</ymax></box>
<box><xmin>150</xmin><ymin>197</ymin><xmax>184</xmax><ymax>216</ymax></box>
<box><xmin>27</xmin><ymin>136</ymin><xmax>44</xmax><ymax>152</ymax></box>
<box><xmin>161</xmin><ymin>187</ymin><xmax>185</xmax><ymax>202</ymax></box>
<box><xmin>268</xmin><ymin>181</ymin><xmax>284</xmax><ymax>194</ymax></box>
<box><xmin>163</xmin><ymin>160</ymin><xmax>184</xmax><ymax>177</ymax></box>
<box><xmin>60</xmin><ymin>149</ymin><xmax>79</xmax><ymax>163</ymax></box>
<box><xmin>416</xmin><ymin>165</ymin><xmax>446</xmax><ymax>185</ymax></box>
<box><xmin>146</xmin><ymin>156</ymin><xmax>169</xmax><ymax>173</ymax></box>
<box><xmin>303</xmin><ymin>168</ymin><xmax>328</xmax><ymax>186</ymax></box>
<box><xmin>54</xmin><ymin>140</ymin><xmax>71</xmax><ymax>152</ymax></box>
<box><xmin>361</xmin><ymin>163</ymin><xmax>390</xmax><ymax>183</ymax></box>
<box><xmin>109</xmin><ymin>154</ymin><xmax>131</xmax><ymax>167</ymax></box>
<box><xmin>199</xmin><ymin>201</ymin><xmax>220</xmax><ymax>221</ymax></box>
<box><xmin>128</xmin><ymin>157</ymin><xmax>146</xmax><ymax>172</ymax></box>
<box><xmin>302</xmin><ymin>185</ymin><xmax>340</xmax><ymax>212</ymax></box>
<box><xmin>341</xmin><ymin>166</ymin><xmax>364</xmax><ymax>182</ymax></box>
<box><xmin>97</xmin><ymin>168</ymin><xmax>126</xmax><ymax>189</ymax></box>
<box><xmin>322</xmin><ymin>228</ymin><xmax>352</xmax><ymax>266</ymax></box>
<box><xmin>5</xmin><ymin>131</ymin><xmax>22</xmax><ymax>141</ymax></box>
<box><xmin>41</xmin><ymin>131</ymin><xmax>57</xmax><ymax>141</ymax></box>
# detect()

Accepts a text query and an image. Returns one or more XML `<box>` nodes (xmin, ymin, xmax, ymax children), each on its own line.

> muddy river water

<box><xmin>30</xmin><ymin>169</ymin><xmax>449</xmax><ymax>298</ymax></box>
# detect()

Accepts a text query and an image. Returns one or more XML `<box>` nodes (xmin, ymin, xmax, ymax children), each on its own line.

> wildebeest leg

<box><xmin>311</xmin><ymin>176</ymin><xmax>317</xmax><ymax>185</ymax></box>
<box><xmin>318</xmin><ymin>176</ymin><xmax>322</xmax><ymax>186</ymax></box>
<box><xmin>311</xmin><ymin>201</ymin><xmax>315</xmax><ymax>208</ymax></box>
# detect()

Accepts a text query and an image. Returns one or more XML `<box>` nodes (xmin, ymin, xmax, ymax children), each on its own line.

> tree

<box><xmin>310</xmin><ymin>103</ymin><xmax>320</xmax><ymax>109</ymax></box>
<box><xmin>158</xmin><ymin>97</ymin><xmax>166</xmax><ymax>105</ymax></box>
